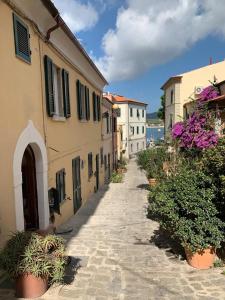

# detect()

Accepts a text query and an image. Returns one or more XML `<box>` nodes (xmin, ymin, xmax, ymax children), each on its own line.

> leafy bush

<box><xmin>148</xmin><ymin>168</ymin><xmax>224</xmax><ymax>253</ymax></box>
<box><xmin>110</xmin><ymin>171</ymin><xmax>123</xmax><ymax>183</ymax></box>
<box><xmin>201</xmin><ymin>137</ymin><xmax>225</xmax><ymax>221</ymax></box>
<box><xmin>0</xmin><ymin>231</ymin><xmax>66</xmax><ymax>284</ymax></box>
<box><xmin>137</xmin><ymin>147</ymin><xmax>168</xmax><ymax>179</ymax></box>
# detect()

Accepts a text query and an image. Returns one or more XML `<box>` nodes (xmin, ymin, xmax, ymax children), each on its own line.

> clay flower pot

<box><xmin>185</xmin><ymin>247</ymin><xmax>216</xmax><ymax>269</ymax></box>
<box><xmin>148</xmin><ymin>178</ymin><xmax>157</xmax><ymax>187</ymax></box>
<box><xmin>15</xmin><ymin>274</ymin><xmax>48</xmax><ymax>298</ymax></box>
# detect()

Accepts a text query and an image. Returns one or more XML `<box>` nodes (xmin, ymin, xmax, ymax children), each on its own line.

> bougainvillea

<box><xmin>199</xmin><ymin>85</ymin><xmax>219</xmax><ymax>103</ymax></box>
<box><xmin>172</xmin><ymin>85</ymin><xmax>219</xmax><ymax>150</ymax></box>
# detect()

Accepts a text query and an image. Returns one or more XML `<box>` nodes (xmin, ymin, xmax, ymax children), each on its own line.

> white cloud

<box><xmin>52</xmin><ymin>0</ymin><xmax>99</xmax><ymax>32</ymax></box>
<box><xmin>95</xmin><ymin>0</ymin><xmax>225</xmax><ymax>82</ymax></box>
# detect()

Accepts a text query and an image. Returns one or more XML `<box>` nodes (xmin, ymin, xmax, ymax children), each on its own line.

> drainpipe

<box><xmin>46</xmin><ymin>14</ymin><xmax>63</xmax><ymax>41</ymax></box>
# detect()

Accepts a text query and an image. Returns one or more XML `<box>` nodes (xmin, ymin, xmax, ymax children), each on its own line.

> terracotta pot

<box><xmin>16</xmin><ymin>274</ymin><xmax>48</xmax><ymax>298</ymax></box>
<box><xmin>148</xmin><ymin>178</ymin><xmax>157</xmax><ymax>187</ymax></box>
<box><xmin>185</xmin><ymin>247</ymin><xmax>216</xmax><ymax>269</ymax></box>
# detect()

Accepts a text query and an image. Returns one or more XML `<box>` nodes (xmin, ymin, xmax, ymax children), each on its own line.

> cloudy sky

<box><xmin>52</xmin><ymin>0</ymin><xmax>225</xmax><ymax>112</ymax></box>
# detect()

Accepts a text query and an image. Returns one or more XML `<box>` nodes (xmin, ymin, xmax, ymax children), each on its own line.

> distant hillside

<box><xmin>146</xmin><ymin>112</ymin><xmax>164</xmax><ymax>125</ymax></box>
<box><xmin>147</xmin><ymin>112</ymin><xmax>158</xmax><ymax>119</ymax></box>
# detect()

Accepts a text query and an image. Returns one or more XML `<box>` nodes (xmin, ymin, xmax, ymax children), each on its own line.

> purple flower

<box><xmin>172</xmin><ymin>122</ymin><xmax>184</xmax><ymax>138</ymax></box>
<box><xmin>199</xmin><ymin>86</ymin><xmax>219</xmax><ymax>103</ymax></box>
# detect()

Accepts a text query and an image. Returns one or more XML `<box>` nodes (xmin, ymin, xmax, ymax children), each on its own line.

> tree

<box><xmin>157</xmin><ymin>95</ymin><xmax>165</xmax><ymax>120</ymax></box>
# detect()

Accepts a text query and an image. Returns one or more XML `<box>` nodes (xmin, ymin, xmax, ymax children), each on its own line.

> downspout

<box><xmin>46</xmin><ymin>14</ymin><xmax>63</xmax><ymax>41</ymax></box>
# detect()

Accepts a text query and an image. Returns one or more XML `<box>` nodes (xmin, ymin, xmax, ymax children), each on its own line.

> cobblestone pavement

<box><xmin>2</xmin><ymin>159</ymin><xmax>225</xmax><ymax>299</ymax></box>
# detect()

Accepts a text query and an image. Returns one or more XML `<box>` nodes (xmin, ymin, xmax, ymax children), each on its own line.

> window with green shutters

<box><xmin>62</xmin><ymin>69</ymin><xmax>71</xmax><ymax>118</ymax></box>
<box><xmin>100</xmin><ymin>147</ymin><xmax>103</xmax><ymax>167</ymax></box>
<box><xmin>88</xmin><ymin>152</ymin><xmax>93</xmax><ymax>178</ymax></box>
<box><xmin>56</xmin><ymin>169</ymin><xmax>66</xmax><ymax>204</ymax></box>
<box><xmin>93</xmin><ymin>92</ymin><xmax>101</xmax><ymax>122</ymax></box>
<box><xmin>44</xmin><ymin>55</ymin><xmax>71</xmax><ymax>119</ymax></box>
<box><xmin>13</xmin><ymin>13</ymin><xmax>31</xmax><ymax>63</ymax></box>
<box><xmin>76</xmin><ymin>80</ymin><xmax>90</xmax><ymax>121</ymax></box>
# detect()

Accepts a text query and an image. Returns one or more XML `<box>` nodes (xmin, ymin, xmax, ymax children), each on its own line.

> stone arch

<box><xmin>13</xmin><ymin>120</ymin><xmax>49</xmax><ymax>230</ymax></box>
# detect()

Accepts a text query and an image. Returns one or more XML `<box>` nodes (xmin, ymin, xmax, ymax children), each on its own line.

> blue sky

<box><xmin>53</xmin><ymin>0</ymin><xmax>225</xmax><ymax>113</ymax></box>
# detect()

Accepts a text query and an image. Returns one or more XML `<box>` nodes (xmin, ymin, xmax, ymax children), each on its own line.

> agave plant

<box><xmin>0</xmin><ymin>231</ymin><xmax>66</xmax><ymax>284</ymax></box>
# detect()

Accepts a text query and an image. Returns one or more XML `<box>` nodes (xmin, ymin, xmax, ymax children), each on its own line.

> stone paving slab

<box><xmin>1</xmin><ymin>159</ymin><xmax>225</xmax><ymax>299</ymax></box>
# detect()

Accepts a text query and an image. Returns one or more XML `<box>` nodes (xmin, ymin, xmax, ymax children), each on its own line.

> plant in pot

<box><xmin>0</xmin><ymin>231</ymin><xmax>66</xmax><ymax>298</ymax></box>
<box><xmin>148</xmin><ymin>167</ymin><xmax>225</xmax><ymax>269</ymax></box>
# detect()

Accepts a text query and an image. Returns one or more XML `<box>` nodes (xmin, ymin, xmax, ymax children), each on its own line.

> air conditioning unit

<box><xmin>195</xmin><ymin>86</ymin><xmax>204</xmax><ymax>95</ymax></box>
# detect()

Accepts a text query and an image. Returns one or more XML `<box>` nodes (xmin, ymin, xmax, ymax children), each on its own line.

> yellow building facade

<box><xmin>0</xmin><ymin>0</ymin><xmax>108</xmax><ymax>247</ymax></box>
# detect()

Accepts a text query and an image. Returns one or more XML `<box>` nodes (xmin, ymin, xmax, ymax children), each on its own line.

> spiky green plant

<box><xmin>0</xmin><ymin>231</ymin><xmax>66</xmax><ymax>284</ymax></box>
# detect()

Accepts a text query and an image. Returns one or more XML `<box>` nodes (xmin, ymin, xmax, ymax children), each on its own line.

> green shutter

<box><xmin>44</xmin><ymin>55</ymin><xmax>55</xmax><ymax>117</ymax></box>
<box><xmin>62</xmin><ymin>69</ymin><xmax>71</xmax><ymax>118</ymax></box>
<box><xmin>76</xmin><ymin>80</ymin><xmax>82</xmax><ymax>119</ymax></box>
<box><xmin>13</xmin><ymin>13</ymin><xmax>31</xmax><ymax>63</ymax></box>
<box><xmin>56</xmin><ymin>169</ymin><xmax>65</xmax><ymax>203</ymax></box>
<box><xmin>85</xmin><ymin>87</ymin><xmax>90</xmax><ymax>121</ymax></box>
<box><xmin>97</xmin><ymin>96</ymin><xmax>101</xmax><ymax>121</ymax></box>
<box><xmin>93</xmin><ymin>92</ymin><xmax>97</xmax><ymax>121</ymax></box>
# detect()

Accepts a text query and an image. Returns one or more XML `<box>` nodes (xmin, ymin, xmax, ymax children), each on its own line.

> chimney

<box><xmin>209</xmin><ymin>57</ymin><xmax>213</xmax><ymax>65</ymax></box>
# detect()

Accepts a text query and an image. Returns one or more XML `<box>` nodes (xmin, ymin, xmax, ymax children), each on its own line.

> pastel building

<box><xmin>104</xmin><ymin>93</ymin><xmax>147</xmax><ymax>159</ymax></box>
<box><xmin>161</xmin><ymin>60</ymin><xmax>225</xmax><ymax>137</ymax></box>
<box><xmin>0</xmin><ymin>0</ymin><xmax>108</xmax><ymax>246</ymax></box>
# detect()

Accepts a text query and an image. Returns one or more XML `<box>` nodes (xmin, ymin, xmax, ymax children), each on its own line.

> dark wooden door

<box><xmin>22</xmin><ymin>146</ymin><xmax>39</xmax><ymax>230</ymax></box>
<box><xmin>95</xmin><ymin>154</ymin><xmax>99</xmax><ymax>191</ymax></box>
<box><xmin>72</xmin><ymin>157</ymin><xmax>82</xmax><ymax>213</ymax></box>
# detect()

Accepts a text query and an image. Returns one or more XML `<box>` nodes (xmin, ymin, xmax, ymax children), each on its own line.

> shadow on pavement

<box><xmin>149</xmin><ymin>227</ymin><xmax>185</xmax><ymax>260</ymax></box>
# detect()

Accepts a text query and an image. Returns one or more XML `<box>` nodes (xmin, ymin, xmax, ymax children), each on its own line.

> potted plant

<box><xmin>0</xmin><ymin>231</ymin><xmax>66</xmax><ymax>298</ymax></box>
<box><xmin>149</xmin><ymin>168</ymin><xmax>224</xmax><ymax>269</ymax></box>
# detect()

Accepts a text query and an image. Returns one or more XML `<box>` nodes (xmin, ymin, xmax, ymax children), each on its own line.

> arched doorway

<box><xmin>13</xmin><ymin>121</ymin><xmax>49</xmax><ymax>231</ymax></box>
<box><xmin>22</xmin><ymin>146</ymin><xmax>39</xmax><ymax>230</ymax></box>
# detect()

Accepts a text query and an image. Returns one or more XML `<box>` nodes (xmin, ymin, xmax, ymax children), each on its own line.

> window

<box><xmin>93</xmin><ymin>92</ymin><xmax>101</xmax><ymax>121</ymax></box>
<box><xmin>104</xmin><ymin>155</ymin><xmax>107</xmax><ymax>171</ymax></box>
<box><xmin>137</xmin><ymin>126</ymin><xmax>139</xmax><ymax>134</ymax></box>
<box><xmin>170</xmin><ymin>89</ymin><xmax>174</xmax><ymax>104</ymax></box>
<box><xmin>113</xmin><ymin>117</ymin><xmax>117</xmax><ymax>132</ymax></box>
<box><xmin>56</xmin><ymin>169</ymin><xmax>65</xmax><ymax>204</ymax></box>
<box><xmin>106</xmin><ymin>115</ymin><xmax>109</xmax><ymax>134</ymax></box>
<box><xmin>130</xmin><ymin>108</ymin><xmax>133</xmax><ymax>117</ymax></box>
<box><xmin>88</xmin><ymin>152</ymin><xmax>93</xmax><ymax>178</ymax></box>
<box><xmin>142</xmin><ymin>110</ymin><xmax>144</xmax><ymax>118</ymax></box>
<box><xmin>137</xmin><ymin>109</ymin><xmax>140</xmax><ymax>118</ymax></box>
<box><xmin>76</xmin><ymin>80</ymin><xmax>90</xmax><ymax>121</ymax></box>
<box><xmin>44</xmin><ymin>55</ymin><xmax>71</xmax><ymax>118</ymax></box>
<box><xmin>169</xmin><ymin>114</ymin><xmax>173</xmax><ymax>129</ymax></box>
<box><xmin>13</xmin><ymin>13</ymin><xmax>31</xmax><ymax>63</ymax></box>
<box><xmin>110</xmin><ymin>117</ymin><xmax>112</xmax><ymax>132</ymax></box>
<box><xmin>131</xmin><ymin>144</ymin><xmax>133</xmax><ymax>152</ymax></box>
<box><xmin>142</xmin><ymin>126</ymin><xmax>145</xmax><ymax>134</ymax></box>
<box><xmin>100</xmin><ymin>148</ymin><xmax>103</xmax><ymax>166</ymax></box>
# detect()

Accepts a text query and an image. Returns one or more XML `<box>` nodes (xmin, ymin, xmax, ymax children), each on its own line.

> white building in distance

<box><xmin>104</xmin><ymin>93</ymin><xmax>148</xmax><ymax>159</ymax></box>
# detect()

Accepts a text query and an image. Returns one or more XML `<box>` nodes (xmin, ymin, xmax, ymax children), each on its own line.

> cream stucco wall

<box><xmin>0</xmin><ymin>1</ymin><xmax>107</xmax><ymax>246</ymax></box>
<box><xmin>164</xmin><ymin>60</ymin><xmax>225</xmax><ymax>136</ymax></box>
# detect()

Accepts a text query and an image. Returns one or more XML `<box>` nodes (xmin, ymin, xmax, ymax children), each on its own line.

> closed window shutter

<box><xmin>62</xmin><ymin>69</ymin><xmax>71</xmax><ymax>118</ymax></box>
<box><xmin>93</xmin><ymin>92</ymin><xmax>97</xmax><ymax>121</ymax></box>
<box><xmin>85</xmin><ymin>87</ymin><xmax>90</xmax><ymax>120</ymax></box>
<box><xmin>56</xmin><ymin>169</ymin><xmax>65</xmax><ymax>203</ymax></box>
<box><xmin>44</xmin><ymin>55</ymin><xmax>55</xmax><ymax>117</ymax></box>
<box><xmin>88</xmin><ymin>153</ymin><xmax>93</xmax><ymax>178</ymax></box>
<box><xmin>97</xmin><ymin>96</ymin><xmax>101</xmax><ymax>121</ymax></box>
<box><xmin>76</xmin><ymin>80</ymin><xmax>82</xmax><ymax>119</ymax></box>
<box><xmin>13</xmin><ymin>13</ymin><xmax>31</xmax><ymax>62</ymax></box>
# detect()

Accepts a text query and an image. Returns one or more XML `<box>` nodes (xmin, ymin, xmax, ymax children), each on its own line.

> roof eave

<box><xmin>40</xmin><ymin>0</ymin><xmax>108</xmax><ymax>85</ymax></box>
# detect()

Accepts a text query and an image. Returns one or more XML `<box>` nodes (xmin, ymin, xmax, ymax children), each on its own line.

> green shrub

<box><xmin>136</xmin><ymin>147</ymin><xmax>168</xmax><ymax>179</ymax></box>
<box><xmin>148</xmin><ymin>168</ymin><xmax>224</xmax><ymax>253</ymax></box>
<box><xmin>110</xmin><ymin>171</ymin><xmax>123</xmax><ymax>183</ymax></box>
<box><xmin>201</xmin><ymin>137</ymin><xmax>225</xmax><ymax>221</ymax></box>
<box><xmin>0</xmin><ymin>231</ymin><xmax>66</xmax><ymax>284</ymax></box>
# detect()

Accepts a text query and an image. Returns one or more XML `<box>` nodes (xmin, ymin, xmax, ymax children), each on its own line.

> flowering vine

<box><xmin>172</xmin><ymin>85</ymin><xmax>219</xmax><ymax>150</ymax></box>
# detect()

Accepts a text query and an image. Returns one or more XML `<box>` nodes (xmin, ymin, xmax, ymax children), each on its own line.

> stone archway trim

<box><xmin>13</xmin><ymin>120</ymin><xmax>49</xmax><ymax>231</ymax></box>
